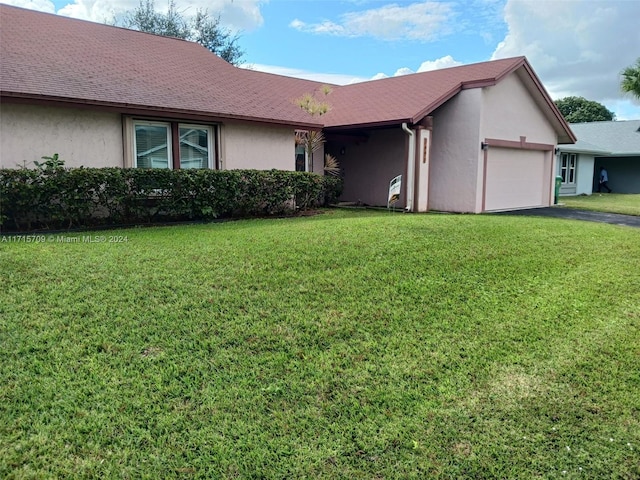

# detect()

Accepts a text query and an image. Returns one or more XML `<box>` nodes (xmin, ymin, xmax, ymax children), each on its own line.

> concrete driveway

<box><xmin>494</xmin><ymin>207</ymin><xmax>640</xmax><ymax>228</ymax></box>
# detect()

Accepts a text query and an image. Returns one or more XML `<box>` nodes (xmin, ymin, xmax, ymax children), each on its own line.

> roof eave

<box><xmin>323</xmin><ymin>118</ymin><xmax>413</xmax><ymax>131</ymax></box>
<box><xmin>408</xmin><ymin>85</ymin><xmax>465</xmax><ymax>125</ymax></box>
<box><xmin>409</xmin><ymin>57</ymin><xmax>523</xmax><ymax>125</ymax></box>
<box><xmin>518</xmin><ymin>59</ymin><xmax>577</xmax><ymax>144</ymax></box>
<box><xmin>0</xmin><ymin>91</ymin><xmax>323</xmax><ymax>130</ymax></box>
<box><xmin>559</xmin><ymin>146</ymin><xmax>611</xmax><ymax>154</ymax></box>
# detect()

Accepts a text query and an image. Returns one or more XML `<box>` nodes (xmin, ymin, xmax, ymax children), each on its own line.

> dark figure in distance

<box><xmin>598</xmin><ymin>167</ymin><xmax>612</xmax><ymax>193</ymax></box>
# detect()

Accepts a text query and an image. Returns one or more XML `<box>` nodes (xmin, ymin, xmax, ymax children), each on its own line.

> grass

<box><xmin>559</xmin><ymin>193</ymin><xmax>640</xmax><ymax>216</ymax></box>
<box><xmin>1</xmin><ymin>209</ymin><xmax>639</xmax><ymax>478</ymax></box>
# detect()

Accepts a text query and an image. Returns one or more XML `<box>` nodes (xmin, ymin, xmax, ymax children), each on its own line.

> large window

<box><xmin>133</xmin><ymin>120</ymin><xmax>214</xmax><ymax>169</ymax></box>
<box><xmin>560</xmin><ymin>153</ymin><xmax>576</xmax><ymax>184</ymax></box>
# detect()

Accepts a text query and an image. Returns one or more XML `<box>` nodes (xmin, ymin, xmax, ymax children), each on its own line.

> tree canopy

<box><xmin>621</xmin><ymin>58</ymin><xmax>640</xmax><ymax>100</ymax></box>
<box><xmin>121</xmin><ymin>0</ymin><xmax>244</xmax><ymax>65</ymax></box>
<box><xmin>554</xmin><ymin>96</ymin><xmax>615</xmax><ymax>123</ymax></box>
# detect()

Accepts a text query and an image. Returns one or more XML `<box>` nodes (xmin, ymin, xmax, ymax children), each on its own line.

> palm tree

<box><xmin>621</xmin><ymin>58</ymin><xmax>640</xmax><ymax>99</ymax></box>
<box><xmin>294</xmin><ymin>85</ymin><xmax>332</xmax><ymax>172</ymax></box>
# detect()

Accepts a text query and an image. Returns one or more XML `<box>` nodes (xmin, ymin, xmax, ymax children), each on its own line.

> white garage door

<box><xmin>485</xmin><ymin>148</ymin><xmax>547</xmax><ymax>211</ymax></box>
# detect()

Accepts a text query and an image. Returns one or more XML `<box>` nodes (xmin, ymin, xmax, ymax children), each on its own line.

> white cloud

<box><xmin>0</xmin><ymin>0</ymin><xmax>54</xmax><ymax>13</ymax></box>
<box><xmin>7</xmin><ymin>0</ymin><xmax>266</xmax><ymax>31</ymax></box>
<box><xmin>244</xmin><ymin>54</ymin><xmax>465</xmax><ymax>86</ymax></box>
<box><xmin>492</xmin><ymin>0</ymin><xmax>640</xmax><ymax>118</ymax></box>
<box><xmin>290</xmin><ymin>1</ymin><xmax>456</xmax><ymax>41</ymax></box>
<box><xmin>240</xmin><ymin>63</ymin><xmax>367</xmax><ymax>85</ymax></box>
<box><xmin>608</xmin><ymin>99</ymin><xmax>640</xmax><ymax>121</ymax></box>
<box><xmin>394</xmin><ymin>67</ymin><xmax>414</xmax><ymax>76</ymax></box>
<box><xmin>371</xmin><ymin>72</ymin><xmax>389</xmax><ymax>81</ymax></box>
<box><xmin>289</xmin><ymin>19</ymin><xmax>305</xmax><ymax>30</ymax></box>
<box><xmin>416</xmin><ymin>55</ymin><xmax>462</xmax><ymax>72</ymax></box>
<box><xmin>377</xmin><ymin>55</ymin><xmax>463</xmax><ymax>80</ymax></box>
<box><xmin>57</xmin><ymin>0</ymin><xmax>131</xmax><ymax>23</ymax></box>
<box><xmin>207</xmin><ymin>0</ymin><xmax>264</xmax><ymax>32</ymax></box>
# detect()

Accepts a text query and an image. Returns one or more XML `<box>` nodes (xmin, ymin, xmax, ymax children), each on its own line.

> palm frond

<box><xmin>324</xmin><ymin>153</ymin><xmax>341</xmax><ymax>176</ymax></box>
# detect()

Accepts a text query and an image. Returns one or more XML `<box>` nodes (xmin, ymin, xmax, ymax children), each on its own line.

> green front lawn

<box><xmin>1</xmin><ymin>210</ymin><xmax>639</xmax><ymax>478</ymax></box>
<box><xmin>559</xmin><ymin>193</ymin><xmax>640</xmax><ymax>216</ymax></box>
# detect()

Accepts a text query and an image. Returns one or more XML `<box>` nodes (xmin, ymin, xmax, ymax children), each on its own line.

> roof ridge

<box><xmin>336</xmin><ymin>56</ymin><xmax>526</xmax><ymax>89</ymax></box>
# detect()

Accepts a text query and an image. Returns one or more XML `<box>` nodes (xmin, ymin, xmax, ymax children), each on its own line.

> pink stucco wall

<box><xmin>222</xmin><ymin>123</ymin><xmax>296</xmax><ymax>171</ymax></box>
<box><xmin>480</xmin><ymin>72</ymin><xmax>557</xmax><ymax>144</ymax></box>
<box><xmin>0</xmin><ymin>103</ymin><xmax>123</xmax><ymax>169</ymax></box>
<box><xmin>480</xmin><ymin>71</ymin><xmax>557</xmax><ymax>209</ymax></box>
<box><xmin>428</xmin><ymin>88</ymin><xmax>483</xmax><ymax>213</ymax></box>
<box><xmin>414</xmin><ymin>128</ymin><xmax>431</xmax><ymax>212</ymax></box>
<box><xmin>427</xmin><ymin>69</ymin><xmax>558</xmax><ymax>213</ymax></box>
<box><xmin>0</xmin><ymin>103</ymin><xmax>299</xmax><ymax>172</ymax></box>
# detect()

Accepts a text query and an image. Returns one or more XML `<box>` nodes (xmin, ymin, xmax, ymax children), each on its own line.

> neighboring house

<box><xmin>0</xmin><ymin>4</ymin><xmax>575</xmax><ymax>213</ymax></box>
<box><xmin>556</xmin><ymin>120</ymin><xmax>640</xmax><ymax>195</ymax></box>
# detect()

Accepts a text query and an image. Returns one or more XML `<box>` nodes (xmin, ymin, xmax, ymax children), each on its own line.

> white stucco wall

<box><xmin>555</xmin><ymin>153</ymin><xmax>595</xmax><ymax>196</ymax></box>
<box><xmin>577</xmin><ymin>154</ymin><xmax>595</xmax><ymax>195</ymax></box>
<box><xmin>0</xmin><ymin>103</ymin><xmax>123</xmax><ymax>169</ymax></box>
<box><xmin>221</xmin><ymin>123</ymin><xmax>296</xmax><ymax>171</ymax></box>
<box><xmin>429</xmin><ymin>88</ymin><xmax>483</xmax><ymax>213</ymax></box>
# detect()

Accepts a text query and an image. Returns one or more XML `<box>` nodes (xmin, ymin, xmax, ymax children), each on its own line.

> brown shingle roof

<box><xmin>322</xmin><ymin>57</ymin><xmax>523</xmax><ymax>128</ymax></box>
<box><xmin>0</xmin><ymin>4</ymin><xmax>574</xmax><ymax>143</ymax></box>
<box><xmin>0</xmin><ymin>4</ymin><xmax>323</xmax><ymax>128</ymax></box>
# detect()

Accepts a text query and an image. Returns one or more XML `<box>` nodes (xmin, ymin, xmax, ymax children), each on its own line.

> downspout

<box><xmin>402</xmin><ymin>122</ymin><xmax>415</xmax><ymax>212</ymax></box>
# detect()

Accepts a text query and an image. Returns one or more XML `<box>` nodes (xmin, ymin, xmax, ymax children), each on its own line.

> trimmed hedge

<box><xmin>0</xmin><ymin>168</ymin><xmax>343</xmax><ymax>232</ymax></box>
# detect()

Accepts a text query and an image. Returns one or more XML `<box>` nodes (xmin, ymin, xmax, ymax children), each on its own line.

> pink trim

<box><xmin>403</xmin><ymin>129</ymin><xmax>410</xmax><ymax>207</ymax></box>
<box><xmin>547</xmin><ymin>150</ymin><xmax>555</xmax><ymax>205</ymax></box>
<box><xmin>0</xmin><ymin>94</ymin><xmax>321</xmax><ymax>130</ymax></box>
<box><xmin>460</xmin><ymin>79</ymin><xmax>498</xmax><ymax>89</ymax></box>
<box><xmin>410</xmin><ymin>85</ymin><xmax>465</xmax><ymax>124</ymax></box>
<box><xmin>484</xmin><ymin>137</ymin><xmax>554</xmax><ymax>151</ymax></box>
<box><xmin>492</xmin><ymin>56</ymin><xmax>526</xmax><ymax>83</ymax></box>
<box><xmin>414</xmin><ymin>126</ymin><xmax>422</xmax><ymax>205</ymax></box>
<box><xmin>482</xmin><ymin>148</ymin><xmax>489</xmax><ymax>212</ymax></box>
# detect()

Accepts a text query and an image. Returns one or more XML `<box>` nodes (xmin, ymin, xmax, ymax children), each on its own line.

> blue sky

<box><xmin>4</xmin><ymin>0</ymin><xmax>640</xmax><ymax>119</ymax></box>
<box><xmin>242</xmin><ymin>0</ymin><xmax>507</xmax><ymax>79</ymax></box>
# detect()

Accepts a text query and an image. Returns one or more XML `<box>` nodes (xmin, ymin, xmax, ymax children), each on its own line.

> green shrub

<box><xmin>0</xmin><ymin>167</ymin><xmax>343</xmax><ymax>232</ymax></box>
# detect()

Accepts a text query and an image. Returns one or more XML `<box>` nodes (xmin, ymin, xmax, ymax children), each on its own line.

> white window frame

<box><xmin>133</xmin><ymin>120</ymin><xmax>172</xmax><ymax>169</ymax></box>
<box><xmin>560</xmin><ymin>153</ymin><xmax>577</xmax><ymax>185</ymax></box>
